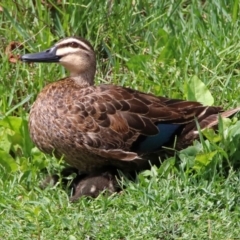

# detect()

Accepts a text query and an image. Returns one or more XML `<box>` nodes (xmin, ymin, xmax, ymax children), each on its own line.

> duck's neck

<box><xmin>70</xmin><ymin>71</ymin><xmax>95</xmax><ymax>87</ymax></box>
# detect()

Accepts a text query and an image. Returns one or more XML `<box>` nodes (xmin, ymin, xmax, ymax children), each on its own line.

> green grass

<box><xmin>1</xmin><ymin>0</ymin><xmax>240</xmax><ymax>239</ymax></box>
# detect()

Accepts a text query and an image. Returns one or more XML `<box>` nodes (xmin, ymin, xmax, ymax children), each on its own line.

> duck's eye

<box><xmin>70</xmin><ymin>42</ymin><xmax>79</xmax><ymax>48</ymax></box>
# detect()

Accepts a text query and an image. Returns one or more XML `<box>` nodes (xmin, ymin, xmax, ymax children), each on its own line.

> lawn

<box><xmin>1</xmin><ymin>0</ymin><xmax>240</xmax><ymax>239</ymax></box>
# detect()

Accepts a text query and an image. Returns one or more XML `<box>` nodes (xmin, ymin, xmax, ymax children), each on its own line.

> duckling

<box><xmin>40</xmin><ymin>166</ymin><xmax>123</xmax><ymax>200</ymax></box>
<box><xmin>70</xmin><ymin>170</ymin><xmax>121</xmax><ymax>201</ymax></box>
<box><xmin>21</xmin><ymin>37</ymin><xmax>240</xmax><ymax>175</ymax></box>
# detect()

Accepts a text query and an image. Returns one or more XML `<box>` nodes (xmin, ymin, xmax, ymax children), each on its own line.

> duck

<box><xmin>21</xmin><ymin>36</ymin><xmax>240</xmax><ymax>177</ymax></box>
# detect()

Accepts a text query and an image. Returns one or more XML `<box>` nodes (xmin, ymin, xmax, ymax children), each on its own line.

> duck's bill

<box><xmin>21</xmin><ymin>47</ymin><xmax>60</xmax><ymax>63</ymax></box>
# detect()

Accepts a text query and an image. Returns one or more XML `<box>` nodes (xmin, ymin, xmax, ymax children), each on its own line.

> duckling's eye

<box><xmin>70</xmin><ymin>42</ymin><xmax>79</xmax><ymax>48</ymax></box>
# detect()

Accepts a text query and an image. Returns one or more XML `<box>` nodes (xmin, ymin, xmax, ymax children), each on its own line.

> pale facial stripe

<box><xmin>56</xmin><ymin>46</ymin><xmax>82</xmax><ymax>56</ymax></box>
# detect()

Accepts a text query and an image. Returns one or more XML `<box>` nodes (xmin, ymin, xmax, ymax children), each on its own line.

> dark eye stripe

<box><xmin>71</xmin><ymin>42</ymin><xmax>79</xmax><ymax>48</ymax></box>
<box><xmin>58</xmin><ymin>41</ymin><xmax>90</xmax><ymax>51</ymax></box>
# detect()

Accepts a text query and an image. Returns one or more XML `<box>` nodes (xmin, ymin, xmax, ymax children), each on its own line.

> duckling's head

<box><xmin>21</xmin><ymin>37</ymin><xmax>96</xmax><ymax>86</ymax></box>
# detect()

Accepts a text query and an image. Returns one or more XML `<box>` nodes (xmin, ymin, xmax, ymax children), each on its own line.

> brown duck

<box><xmin>21</xmin><ymin>37</ymin><xmax>240</xmax><ymax>175</ymax></box>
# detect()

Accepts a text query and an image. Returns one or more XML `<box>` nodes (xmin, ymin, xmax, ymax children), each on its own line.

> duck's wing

<box><xmin>76</xmin><ymin>85</ymin><xmax>232</xmax><ymax>161</ymax></box>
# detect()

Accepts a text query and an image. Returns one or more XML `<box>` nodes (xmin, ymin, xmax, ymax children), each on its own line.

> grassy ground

<box><xmin>1</xmin><ymin>0</ymin><xmax>240</xmax><ymax>239</ymax></box>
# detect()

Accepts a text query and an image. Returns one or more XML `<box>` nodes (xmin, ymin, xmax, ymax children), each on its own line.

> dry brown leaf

<box><xmin>5</xmin><ymin>41</ymin><xmax>24</xmax><ymax>63</ymax></box>
<box><xmin>40</xmin><ymin>0</ymin><xmax>62</xmax><ymax>9</ymax></box>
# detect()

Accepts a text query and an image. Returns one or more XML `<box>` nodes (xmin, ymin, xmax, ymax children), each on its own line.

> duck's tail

<box><xmin>177</xmin><ymin>106</ymin><xmax>240</xmax><ymax>149</ymax></box>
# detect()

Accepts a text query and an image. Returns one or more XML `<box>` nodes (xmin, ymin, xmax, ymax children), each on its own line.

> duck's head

<box><xmin>21</xmin><ymin>37</ymin><xmax>96</xmax><ymax>85</ymax></box>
